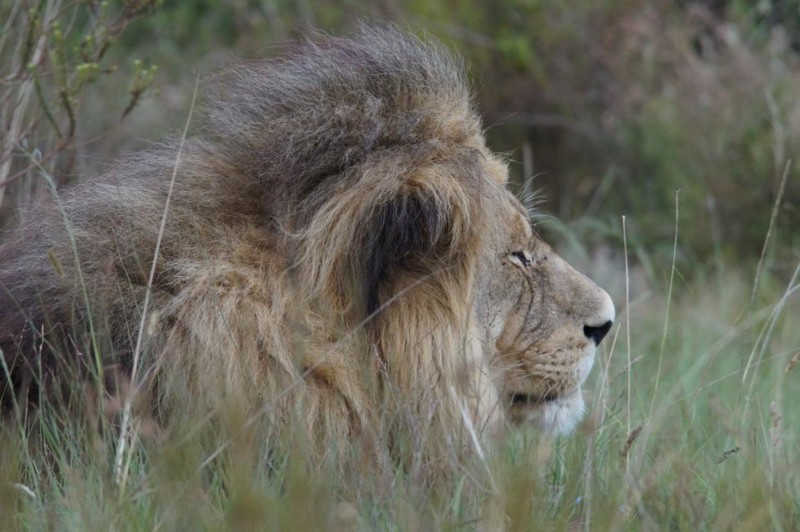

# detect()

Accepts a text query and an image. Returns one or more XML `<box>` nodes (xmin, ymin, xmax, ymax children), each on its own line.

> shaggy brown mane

<box><xmin>0</xmin><ymin>26</ymin><xmax>494</xmax><ymax>468</ymax></box>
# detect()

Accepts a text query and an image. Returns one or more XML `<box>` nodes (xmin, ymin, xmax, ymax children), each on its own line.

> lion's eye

<box><xmin>510</xmin><ymin>251</ymin><xmax>532</xmax><ymax>267</ymax></box>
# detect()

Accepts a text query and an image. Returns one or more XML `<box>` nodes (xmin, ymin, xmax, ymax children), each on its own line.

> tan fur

<box><xmin>0</xmin><ymin>26</ymin><xmax>614</xmax><ymax>469</ymax></box>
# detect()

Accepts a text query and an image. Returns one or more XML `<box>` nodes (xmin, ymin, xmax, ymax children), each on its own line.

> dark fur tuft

<box><xmin>364</xmin><ymin>194</ymin><xmax>448</xmax><ymax>316</ymax></box>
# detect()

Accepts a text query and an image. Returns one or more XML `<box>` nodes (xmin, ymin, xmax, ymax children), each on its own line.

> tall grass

<box><xmin>2</xmin><ymin>212</ymin><xmax>798</xmax><ymax>529</ymax></box>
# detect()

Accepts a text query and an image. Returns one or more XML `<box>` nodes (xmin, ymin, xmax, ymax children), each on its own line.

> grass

<box><xmin>2</xmin><ymin>222</ymin><xmax>798</xmax><ymax>530</ymax></box>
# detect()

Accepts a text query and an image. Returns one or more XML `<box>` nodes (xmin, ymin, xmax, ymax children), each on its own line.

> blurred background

<box><xmin>2</xmin><ymin>0</ymin><xmax>799</xmax><ymax>293</ymax></box>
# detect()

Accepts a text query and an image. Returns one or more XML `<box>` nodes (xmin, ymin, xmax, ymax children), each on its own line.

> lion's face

<box><xmin>474</xmin><ymin>178</ymin><xmax>615</xmax><ymax>435</ymax></box>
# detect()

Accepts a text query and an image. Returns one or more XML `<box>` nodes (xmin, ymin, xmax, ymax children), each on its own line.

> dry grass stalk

<box><xmin>620</xmin><ymin>425</ymin><xmax>642</xmax><ymax>460</ymax></box>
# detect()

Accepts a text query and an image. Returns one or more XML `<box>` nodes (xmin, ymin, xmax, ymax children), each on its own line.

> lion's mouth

<box><xmin>508</xmin><ymin>391</ymin><xmax>561</xmax><ymax>408</ymax></box>
<box><xmin>505</xmin><ymin>388</ymin><xmax>586</xmax><ymax>434</ymax></box>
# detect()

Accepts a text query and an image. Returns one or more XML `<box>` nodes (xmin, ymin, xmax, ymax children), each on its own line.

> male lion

<box><xmin>0</xmin><ymin>27</ymin><xmax>613</xmax><ymax>465</ymax></box>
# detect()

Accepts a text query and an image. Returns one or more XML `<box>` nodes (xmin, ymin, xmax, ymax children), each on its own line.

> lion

<box><xmin>0</xmin><ymin>26</ymin><xmax>614</xmax><ymax>469</ymax></box>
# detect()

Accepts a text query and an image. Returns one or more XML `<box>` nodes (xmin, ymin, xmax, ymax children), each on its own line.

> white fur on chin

<box><xmin>524</xmin><ymin>390</ymin><xmax>586</xmax><ymax>435</ymax></box>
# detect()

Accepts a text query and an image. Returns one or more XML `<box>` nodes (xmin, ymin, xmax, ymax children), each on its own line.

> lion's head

<box><xmin>475</xmin><ymin>186</ymin><xmax>615</xmax><ymax>434</ymax></box>
<box><xmin>224</xmin><ymin>26</ymin><xmax>617</xmax><ymax>438</ymax></box>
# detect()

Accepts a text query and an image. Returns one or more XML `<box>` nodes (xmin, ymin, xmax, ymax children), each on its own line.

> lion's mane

<box><xmin>1</xmin><ymin>27</ymin><xmax>501</xmax><ymax>470</ymax></box>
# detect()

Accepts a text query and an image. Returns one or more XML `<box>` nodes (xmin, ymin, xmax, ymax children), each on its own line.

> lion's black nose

<box><xmin>584</xmin><ymin>321</ymin><xmax>613</xmax><ymax>345</ymax></box>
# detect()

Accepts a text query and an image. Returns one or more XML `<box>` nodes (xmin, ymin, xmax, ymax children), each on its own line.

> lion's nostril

<box><xmin>584</xmin><ymin>321</ymin><xmax>612</xmax><ymax>345</ymax></box>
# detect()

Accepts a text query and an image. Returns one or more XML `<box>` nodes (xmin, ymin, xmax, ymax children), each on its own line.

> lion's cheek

<box><xmin>575</xmin><ymin>345</ymin><xmax>596</xmax><ymax>385</ymax></box>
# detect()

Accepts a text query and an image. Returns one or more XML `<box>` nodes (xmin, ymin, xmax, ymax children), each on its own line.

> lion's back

<box><xmin>0</xmin><ymin>140</ymin><xmax>282</xmax><ymax>394</ymax></box>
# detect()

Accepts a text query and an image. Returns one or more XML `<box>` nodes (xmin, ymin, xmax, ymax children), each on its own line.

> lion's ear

<box><xmin>294</xmin><ymin>167</ymin><xmax>479</xmax><ymax>317</ymax></box>
<box><xmin>363</xmin><ymin>192</ymin><xmax>454</xmax><ymax>316</ymax></box>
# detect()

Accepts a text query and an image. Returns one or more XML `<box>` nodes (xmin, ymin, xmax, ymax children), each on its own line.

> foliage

<box><xmin>0</xmin><ymin>0</ymin><xmax>159</xmax><ymax>228</ymax></box>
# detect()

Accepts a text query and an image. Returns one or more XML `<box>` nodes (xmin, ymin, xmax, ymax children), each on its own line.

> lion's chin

<box><xmin>508</xmin><ymin>389</ymin><xmax>585</xmax><ymax>435</ymax></box>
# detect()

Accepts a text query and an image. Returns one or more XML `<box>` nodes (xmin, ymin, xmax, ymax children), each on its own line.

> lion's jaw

<box><xmin>510</xmin><ymin>389</ymin><xmax>587</xmax><ymax>435</ymax></box>
<box><xmin>501</xmin><ymin>339</ymin><xmax>598</xmax><ymax>434</ymax></box>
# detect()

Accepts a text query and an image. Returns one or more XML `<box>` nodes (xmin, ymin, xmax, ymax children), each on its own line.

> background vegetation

<box><xmin>1</xmin><ymin>0</ymin><xmax>799</xmax><ymax>529</ymax></box>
